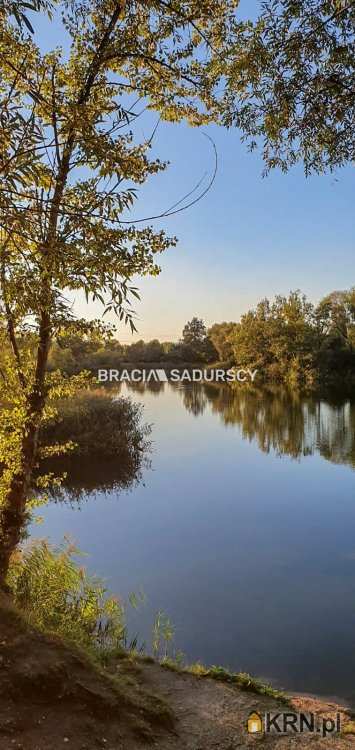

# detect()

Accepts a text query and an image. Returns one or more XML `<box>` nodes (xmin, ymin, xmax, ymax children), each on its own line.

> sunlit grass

<box><xmin>8</xmin><ymin>540</ymin><xmax>289</xmax><ymax>705</ymax></box>
<box><xmin>161</xmin><ymin>660</ymin><xmax>289</xmax><ymax>702</ymax></box>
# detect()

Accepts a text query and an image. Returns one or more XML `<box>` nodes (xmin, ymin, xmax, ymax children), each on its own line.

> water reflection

<box><xmin>44</xmin><ymin>385</ymin><xmax>355</xmax><ymax>506</ymax></box>
<box><xmin>126</xmin><ymin>383</ymin><xmax>355</xmax><ymax>470</ymax></box>
<box><xmin>42</xmin><ymin>452</ymin><xmax>149</xmax><ymax>503</ymax></box>
<box><xmin>121</xmin><ymin>380</ymin><xmax>165</xmax><ymax>396</ymax></box>
<box><xmin>33</xmin><ymin>382</ymin><xmax>355</xmax><ymax>702</ymax></box>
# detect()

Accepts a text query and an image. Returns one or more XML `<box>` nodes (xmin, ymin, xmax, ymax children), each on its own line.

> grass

<box><xmin>4</xmin><ymin>542</ymin><xmax>175</xmax><ymax>735</ymax></box>
<box><xmin>0</xmin><ymin>590</ymin><xmax>174</xmax><ymax>738</ymax></box>
<box><xmin>8</xmin><ymin>540</ymin><xmax>289</xmax><ymax>707</ymax></box>
<box><xmin>160</xmin><ymin>659</ymin><xmax>289</xmax><ymax>703</ymax></box>
<box><xmin>7</xmin><ymin>539</ymin><xmax>136</xmax><ymax>661</ymax></box>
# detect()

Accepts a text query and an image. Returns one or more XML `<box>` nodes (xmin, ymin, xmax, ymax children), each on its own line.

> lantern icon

<box><xmin>247</xmin><ymin>711</ymin><xmax>263</xmax><ymax>733</ymax></box>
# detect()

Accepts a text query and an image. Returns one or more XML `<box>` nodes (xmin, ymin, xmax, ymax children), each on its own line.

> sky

<box><xmin>31</xmin><ymin>2</ymin><xmax>354</xmax><ymax>343</ymax></box>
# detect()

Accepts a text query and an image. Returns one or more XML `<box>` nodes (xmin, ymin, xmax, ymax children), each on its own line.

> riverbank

<box><xmin>29</xmin><ymin>386</ymin><xmax>355</xmax><ymax>701</ymax></box>
<box><xmin>137</xmin><ymin>661</ymin><xmax>355</xmax><ymax>749</ymax></box>
<box><xmin>0</xmin><ymin>592</ymin><xmax>173</xmax><ymax>749</ymax></box>
<box><xmin>2</xmin><ymin>591</ymin><xmax>355</xmax><ymax>749</ymax></box>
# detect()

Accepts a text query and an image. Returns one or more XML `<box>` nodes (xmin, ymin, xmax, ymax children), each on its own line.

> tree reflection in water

<box><xmin>42</xmin><ymin>452</ymin><xmax>150</xmax><ymax>504</ymax></box>
<box><xmin>173</xmin><ymin>383</ymin><xmax>355</xmax><ymax>469</ymax></box>
<box><xmin>41</xmin><ymin>382</ymin><xmax>355</xmax><ymax>508</ymax></box>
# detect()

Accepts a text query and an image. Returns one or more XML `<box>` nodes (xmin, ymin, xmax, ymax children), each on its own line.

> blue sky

<box><xmin>32</xmin><ymin>3</ymin><xmax>354</xmax><ymax>342</ymax></box>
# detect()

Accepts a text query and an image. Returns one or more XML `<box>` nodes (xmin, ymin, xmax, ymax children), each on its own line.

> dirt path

<box><xmin>136</xmin><ymin>662</ymin><xmax>355</xmax><ymax>749</ymax></box>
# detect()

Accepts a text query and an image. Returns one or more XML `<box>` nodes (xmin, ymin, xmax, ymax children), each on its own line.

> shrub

<box><xmin>41</xmin><ymin>389</ymin><xmax>151</xmax><ymax>459</ymax></box>
<box><xmin>38</xmin><ymin>390</ymin><xmax>152</xmax><ymax>499</ymax></box>
<box><xmin>7</xmin><ymin>540</ymin><xmax>128</xmax><ymax>657</ymax></box>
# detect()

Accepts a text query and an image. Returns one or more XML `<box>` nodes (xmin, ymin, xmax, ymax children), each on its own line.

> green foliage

<box><xmin>0</xmin><ymin>0</ymin><xmax>240</xmax><ymax>360</ymax></box>
<box><xmin>160</xmin><ymin>658</ymin><xmax>288</xmax><ymax>702</ymax></box>
<box><xmin>0</xmin><ymin>0</ymin><xmax>52</xmax><ymax>33</ymax></box>
<box><xmin>41</xmin><ymin>389</ymin><xmax>150</xmax><ymax>458</ymax></box>
<box><xmin>0</xmin><ymin>2</ymin><xmax>241</xmax><ymax>577</ymax></box>
<box><xmin>0</xmin><ymin>339</ymin><xmax>91</xmax><ymax>508</ymax></box>
<box><xmin>230</xmin><ymin>288</ymin><xmax>355</xmax><ymax>386</ymax></box>
<box><xmin>36</xmin><ymin>389</ymin><xmax>152</xmax><ymax>502</ymax></box>
<box><xmin>182</xmin><ymin>317</ymin><xmax>208</xmax><ymax>347</ymax></box>
<box><xmin>224</xmin><ymin>0</ymin><xmax>355</xmax><ymax>173</ymax></box>
<box><xmin>46</xmin><ymin>317</ymin><xmax>220</xmax><ymax>371</ymax></box>
<box><xmin>171</xmin><ymin>317</ymin><xmax>218</xmax><ymax>363</ymax></box>
<box><xmin>152</xmin><ymin>610</ymin><xmax>175</xmax><ymax>661</ymax></box>
<box><xmin>126</xmin><ymin>339</ymin><xmax>165</xmax><ymax>364</ymax></box>
<box><xmin>7</xmin><ymin>540</ymin><xmax>129</xmax><ymax>657</ymax></box>
<box><xmin>208</xmin><ymin>321</ymin><xmax>237</xmax><ymax>363</ymax></box>
<box><xmin>6</xmin><ymin>538</ymin><xmax>289</xmax><ymax>703</ymax></box>
<box><xmin>9</xmin><ymin>288</ymin><xmax>355</xmax><ymax>388</ymax></box>
<box><xmin>186</xmin><ymin>664</ymin><xmax>289</xmax><ymax>702</ymax></box>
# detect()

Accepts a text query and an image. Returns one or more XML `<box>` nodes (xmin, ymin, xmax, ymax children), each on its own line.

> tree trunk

<box><xmin>0</xmin><ymin>311</ymin><xmax>50</xmax><ymax>585</ymax></box>
<box><xmin>0</xmin><ymin>3</ymin><xmax>124</xmax><ymax>586</ymax></box>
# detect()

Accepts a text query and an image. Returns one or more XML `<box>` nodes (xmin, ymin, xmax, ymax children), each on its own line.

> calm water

<box><xmin>34</xmin><ymin>383</ymin><xmax>355</xmax><ymax>702</ymax></box>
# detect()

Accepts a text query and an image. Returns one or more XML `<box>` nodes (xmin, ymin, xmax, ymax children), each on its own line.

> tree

<box><xmin>0</xmin><ymin>1</ymin><xmax>52</xmax><ymax>33</ymax></box>
<box><xmin>144</xmin><ymin>339</ymin><xmax>164</xmax><ymax>362</ymax></box>
<box><xmin>0</xmin><ymin>0</ymin><xmax>241</xmax><ymax>581</ymax></box>
<box><xmin>182</xmin><ymin>318</ymin><xmax>208</xmax><ymax>348</ymax></box>
<box><xmin>181</xmin><ymin>317</ymin><xmax>217</xmax><ymax>362</ymax></box>
<box><xmin>224</xmin><ymin>0</ymin><xmax>355</xmax><ymax>173</ymax></box>
<box><xmin>126</xmin><ymin>340</ymin><xmax>146</xmax><ymax>363</ymax></box>
<box><xmin>0</xmin><ymin>0</ymin><xmax>54</xmax><ymax>195</ymax></box>
<box><xmin>316</xmin><ymin>289</ymin><xmax>355</xmax><ymax>343</ymax></box>
<box><xmin>208</xmin><ymin>321</ymin><xmax>237</xmax><ymax>362</ymax></box>
<box><xmin>231</xmin><ymin>291</ymin><xmax>319</xmax><ymax>384</ymax></box>
<box><xmin>228</xmin><ymin>287</ymin><xmax>355</xmax><ymax>385</ymax></box>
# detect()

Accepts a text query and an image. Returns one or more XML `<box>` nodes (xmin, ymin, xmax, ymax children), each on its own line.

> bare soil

<box><xmin>1</xmin><ymin>594</ymin><xmax>355</xmax><ymax>750</ymax></box>
<box><xmin>136</xmin><ymin>662</ymin><xmax>355</xmax><ymax>749</ymax></box>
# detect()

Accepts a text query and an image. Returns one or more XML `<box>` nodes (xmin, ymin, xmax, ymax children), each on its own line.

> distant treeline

<box><xmin>46</xmin><ymin>288</ymin><xmax>355</xmax><ymax>387</ymax></box>
<box><xmin>48</xmin><ymin>317</ymin><xmax>217</xmax><ymax>372</ymax></box>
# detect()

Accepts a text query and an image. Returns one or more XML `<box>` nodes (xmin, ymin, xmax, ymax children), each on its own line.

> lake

<box><xmin>33</xmin><ymin>382</ymin><xmax>355</xmax><ymax>703</ymax></box>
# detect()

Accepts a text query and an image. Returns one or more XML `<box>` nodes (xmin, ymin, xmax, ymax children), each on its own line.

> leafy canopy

<box><xmin>0</xmin><ymin>1</ymin><xmax>52</xmax><ymax>33</ymax></box>
<box><xmin>223</xmin><ymin>0</ymin><xmax>355</xmax><ymax>173</ymax></box>
<box><xmin>0</xmin><ymin>0</ymin><xmax>241</xmax><ymax>570</ymax></box>
<box><xmin>0</xmin><ymin>0</ymin><xmax>242</xmax><ymax>343</ymax></box>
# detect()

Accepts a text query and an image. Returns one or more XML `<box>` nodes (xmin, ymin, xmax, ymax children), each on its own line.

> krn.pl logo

<box><xmin>247</xmin><ymin>711</ymin><xmax>263</xmax><ymax>733</ymax></box>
